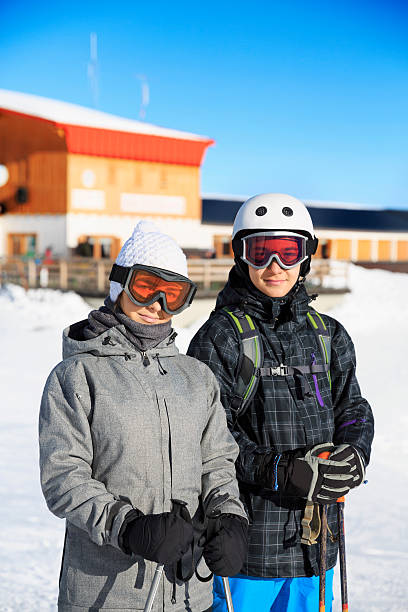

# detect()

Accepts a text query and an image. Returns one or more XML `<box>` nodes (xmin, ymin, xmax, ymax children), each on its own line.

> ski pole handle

<box><xmin>319</xmin><ymin>452</ymin><xmax>345</xmax><ymax>503</ymax></box>
<box><xmin>143</xmin><ymin>499</ymin><xmax>189</xmax><ymax>612</ymax></box>
<box><xmin>319</xmin><ymin>451</ymin><xmax>330</xmax><ymax>460</ymax></box>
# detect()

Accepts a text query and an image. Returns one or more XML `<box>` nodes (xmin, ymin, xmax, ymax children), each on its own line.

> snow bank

<box><xmin>0</xmin><ymin>266</ymin><xmax>407</xmax><ymax>610</ymax></box>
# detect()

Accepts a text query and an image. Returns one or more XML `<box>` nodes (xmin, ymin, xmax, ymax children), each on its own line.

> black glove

<box><xmin>259</xmin><ymin>443</ymin><xmax>356</xmax><ymax>504</ymax></box>
<box><xmin>203</xmin><ymin>514</ymin><xmax>248</xmax><ymax>577</ymax></box>
<box><xmin>329</xmin><ymin>444</ymin><xmax>366</xmax><ymax>489</ymax></box>
<box><xmin>121</xmin><ymin>510</ymin><xmax>194</xmax><ymax>565</ymax></box>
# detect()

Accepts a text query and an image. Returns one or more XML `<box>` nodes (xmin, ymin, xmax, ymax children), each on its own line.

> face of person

<box><xmin>119</xmin><ymin>292</ymin><xmax>173</xmax><ymax>325</ymax></box>
<box><xmin>248</xmin><ymin>260</ymin><xmax>301</xmax><ymax>298</ymax></box>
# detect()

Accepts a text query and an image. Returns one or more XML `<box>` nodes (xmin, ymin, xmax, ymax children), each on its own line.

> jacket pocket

<box><xmin>62</xmin><ymin>522</ymin><xmax>148</xmax><ymax>609</ymax></box>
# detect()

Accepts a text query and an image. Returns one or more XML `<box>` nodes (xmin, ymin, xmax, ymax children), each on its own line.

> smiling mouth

<box><xmin>140</xmin><ymin>313</ymin><xmax>160</xmax><ymax>321</ymax></box>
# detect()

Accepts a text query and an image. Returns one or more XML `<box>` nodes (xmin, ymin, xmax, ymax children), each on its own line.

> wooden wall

<box><xmin>0</xmin><ymin>111</ymin><xmax>67</xmax><ymax>214</ymax></box>
<box><xmin>67</xmin><ymin>154</ymin><xmax>201</xmax><ymax>219</ymax></box>
<box><xmin>0</xmin><ymin>152</ymin><xmax>67</xmax><ymax>214</ymax></box>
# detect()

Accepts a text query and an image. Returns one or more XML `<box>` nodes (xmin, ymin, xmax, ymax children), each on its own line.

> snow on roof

<box><xmin>305</xmin><ymin>199</ymin><xmax>384</xmax><ymax>211</ymax></box>
<box><xmin>202</xmin><ymin>193</ymin><xmax>384</xmax><ymax>211</ymax></box>
<box><xmin>0</xmin><ymin>89</ymin><xmax>210</xmax><ymax>142</ymax></box>
<box><xmin>201</xmin><ymin>192</ymin><xmax>250</xmax><ymax>202</ymax></box>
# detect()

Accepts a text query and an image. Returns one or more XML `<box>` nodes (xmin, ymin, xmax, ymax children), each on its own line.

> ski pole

<box><xmin>222</xmin><ymin>576</ymin><xmax>235</xmax><ymax>612</ymax></box>
<box><xmin>319</xmin><ymin>503</ymin><xmax>328</xmax><ymax>612</ymax></box>
<box><xmin>143</xmin><ymin>563</ymin><xmax>164</xmax><ymax>612</ymax></box>
<box><xmin>318</xmin><ymin>454</ymin><xmax>349</xmax><ymax>612</ymax></box>
<box><xmin>337</xmin><ymin>496</ymin><xmax>348</xmax><ymax>611</ymax></box>
<box><xmin>318</xmin><ymin>451</ymin><xmax>330</xmax><ymax>612</ymax></box>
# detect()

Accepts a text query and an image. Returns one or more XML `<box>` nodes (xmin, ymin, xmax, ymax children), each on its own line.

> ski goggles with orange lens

<box><xmin>241</xmin><ymin>232</ymin><xmax>309</xmax><ymax>270</ymax></box>
<box><xmin>109</xmin><ymin>264</ymin><xmax>197</xmax><ymax>314</ymax></box>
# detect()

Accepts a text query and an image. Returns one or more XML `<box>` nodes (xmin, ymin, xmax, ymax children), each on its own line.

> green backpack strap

<box><xmin>220</xmin><ymin>307</ymin><xmax>332</xmax><ymax>419</ymax></box>
<box><xmin>306</xmin><ymin>310</ymin><xmax>332</xmax><ymax>388</ymax></box>
<box><xmin>222</xmin><ymin>307</ymin><xmax>263</xmax><ymax>417</ymax></box>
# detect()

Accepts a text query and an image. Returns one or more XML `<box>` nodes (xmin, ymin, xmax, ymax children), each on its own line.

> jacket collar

<box><xmin>215</xmin><ymin>265</ymin><xmax>314</xmax><ymax>326</ymax></box>
<box><xmin>62</xmin><ymin>321</ymin><xmax>179</xmax><ymax>360</ymax></box>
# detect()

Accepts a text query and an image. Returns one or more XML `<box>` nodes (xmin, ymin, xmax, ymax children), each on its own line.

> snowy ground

<box><xmin>0</xmin><ymin>265</ymin><xmax>407</xmax><ymax>611</ymax></box>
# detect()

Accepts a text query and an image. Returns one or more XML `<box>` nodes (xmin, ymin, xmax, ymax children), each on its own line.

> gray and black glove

<box><xmin>259</xmin><ymin>442</ymin><xmax>357</xmax><ymax>504</ymax></box>
<box><xmin>329</xmin><ymin>444</ymin><xmax>366</xmax><ymax>489</ymax></box>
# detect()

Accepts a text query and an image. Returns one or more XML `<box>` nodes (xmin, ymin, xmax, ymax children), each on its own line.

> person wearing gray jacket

<box><xmin>39</xmin><ymin>221</ymin><xmax>248</xmax><ymax>612</ymax></box>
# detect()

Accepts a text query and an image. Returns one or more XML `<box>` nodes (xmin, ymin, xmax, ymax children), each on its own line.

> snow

<box><xmin>0</xmin><ymin>265</ymin><xmax>407</xmax><ymax>610</ymax></box>
<box><xmin>201</xmin><ymin>193</ymin><xmax>384</xmax><ymax>210</ymax></box>
<box><xmin>0</xmin><ymin>89</ymin><xmax>210</xmax><ymax>142</ymax></box>
<box><xmin>305</xmin><ymin>199</ymin><xmax>385</xmax><ymax>210</ymax></box>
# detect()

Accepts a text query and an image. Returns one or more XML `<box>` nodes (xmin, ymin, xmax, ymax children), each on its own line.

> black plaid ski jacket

<box><xmin>187</xmin><ymin>266</ymin><xmax>374</xmax><ymax>578</ymax></box>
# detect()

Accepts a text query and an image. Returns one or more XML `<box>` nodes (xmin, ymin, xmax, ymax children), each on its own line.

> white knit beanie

<box><xmin>110</xmin><ymin>220</ymin><xmax>188</xmax><ymax>303</ymax></box>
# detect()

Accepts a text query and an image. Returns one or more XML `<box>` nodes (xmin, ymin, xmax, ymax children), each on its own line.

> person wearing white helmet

<box><xmin>39</xmin><ymin>220</ymin><xmax>248</xmax><ymax>612</ymax></box>
<box><xmin>188</xmin><ymin>195</ymin><xmax>374</xmax><ymax>612</ymax></box>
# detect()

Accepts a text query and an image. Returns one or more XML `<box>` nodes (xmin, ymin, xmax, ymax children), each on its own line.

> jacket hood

<box><xmin>62</xmin><ymin>320</ymin><xmax>179</xmax><ymax>360</ymax></box>
<box><xmin>215</xmin><ymin>264</ymin><xmax>314</xmax><ymax>325</ymax></box>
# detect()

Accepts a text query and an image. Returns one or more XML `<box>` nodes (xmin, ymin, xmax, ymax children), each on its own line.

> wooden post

<box><xmin>97</xmin><ymin>261</ymin><xmax>106</xmax><ymax>293</ymax></box>
<box><xmin>60</xmin><ymin>260</ymin><xmax>68</xmax><ymax>290</ymax></box>
<box><xmin>28</xmin><ymin>259</ymin><xmax>37</xmax><ymax>288</ymax></box>
<box><xmin>203</xmin><ymin>260</ymin><xmax>211</xmax><ymax>291</ymax></box>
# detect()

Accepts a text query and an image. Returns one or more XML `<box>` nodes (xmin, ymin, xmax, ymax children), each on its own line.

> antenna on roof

<box><xmin>134</xmin><ymin>74</ymin><xmax>149</xmax><ymax>119</ymax></box>
<box><xmin>87</xmin><ymin>32</ymin><xmax>99</xmax><ymax>108</ymax></box>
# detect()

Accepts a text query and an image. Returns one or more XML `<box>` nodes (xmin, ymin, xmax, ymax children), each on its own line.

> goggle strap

<box><xmin>109</xmin><ymin>264</ymin><xmax>130</xmax><ymax>285</ymax></box>
<box><xmin>306</xmin><ymin>237</ymin><xmax>318</xmax><ymax>255</ymax></box>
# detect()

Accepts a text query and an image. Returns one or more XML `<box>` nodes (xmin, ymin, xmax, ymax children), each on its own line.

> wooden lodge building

<box><xmin>0</xmin><ymin>89</ymin><xmax>213</xmax><ymax>259</ymax></box>
<box><xmin>1</xmin><ymin>89</ymin><xmax>408</xmax><ymax>269</ymax></box>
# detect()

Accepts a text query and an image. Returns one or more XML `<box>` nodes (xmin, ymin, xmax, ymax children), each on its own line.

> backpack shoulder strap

<box><xmin>306</xmin><ymin>310</ymin><xmax>332</xmax><ymax>388</ymax></box>
<box><xmin>221</xmin><ymin>307</ymin><xmax>264</xmax><ymax>416</ymax></box>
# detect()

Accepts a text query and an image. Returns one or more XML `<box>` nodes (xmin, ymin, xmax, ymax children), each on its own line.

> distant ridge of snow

<box><xmin>0</xmin><ymin>89</ymin><xmax>210</xmax><ymax>142</ymax></box>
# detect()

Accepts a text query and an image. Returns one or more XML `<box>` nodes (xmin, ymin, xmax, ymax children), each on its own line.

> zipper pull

<box><xmin>154</xmin><ymin>353</ymin><xmax>168</xmax><ymax>375</ymax></box>
<box><xmin>141</xmin><ymin>351</ymin><xmax>150</xmax><ymax>366</ymax></box>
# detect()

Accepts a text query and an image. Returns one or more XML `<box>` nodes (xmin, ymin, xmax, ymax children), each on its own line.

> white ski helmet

<box><xmin>232</xmin><ymin>193</ymin><xmax>318</xmax><ymax>277</ymax></box>
<box><xmin>232</xmin><ymin>193</ymin><xmax>315</xmax><ymax>239</ymax></box>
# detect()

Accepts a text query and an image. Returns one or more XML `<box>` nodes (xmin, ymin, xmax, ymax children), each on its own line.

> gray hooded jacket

<box><xmin>39</xmin><ymin>320</ymin><xmax>245</xmax><ymax>611</ymax></box>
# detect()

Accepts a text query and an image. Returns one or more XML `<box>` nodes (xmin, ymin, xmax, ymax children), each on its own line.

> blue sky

<box><xmin>1</xmin><ymin>0</ymin><xmax>408</xmax><ymax>209</ymax></box>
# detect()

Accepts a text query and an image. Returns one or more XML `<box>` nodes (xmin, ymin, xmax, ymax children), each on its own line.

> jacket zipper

<box><xmin>141</xmin><ymin>351</ymin><xmax>150</xmax><ymax>366</ymax></box>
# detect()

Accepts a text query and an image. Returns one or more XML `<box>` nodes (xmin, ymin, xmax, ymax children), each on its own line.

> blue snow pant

<box><xmin>212</xmin><ymin>570</ymin><xmax>334</xmax><ymax>612</ymax></box>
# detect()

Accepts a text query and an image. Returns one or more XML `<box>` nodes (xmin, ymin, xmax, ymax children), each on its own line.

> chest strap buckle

<box><xmin>270</xmin><ymin>364</ymin><xmax>289</xmax><ymax>376</ymax></box>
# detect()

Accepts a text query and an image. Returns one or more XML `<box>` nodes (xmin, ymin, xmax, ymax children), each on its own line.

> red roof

<box><xmin>62</xmin><ymin>123</ymin><xmax>214</xmax><ymax>166</ymax></box>
<box><xmin>0</xmin><ymin>90</ymin><xmax>214</xmax><ymax>166</ymax></box>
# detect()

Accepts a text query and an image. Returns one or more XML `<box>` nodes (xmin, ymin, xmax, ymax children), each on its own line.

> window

<box><xmin>222</xmin><ymin>238</ymin><xmax>231</xmax><ymax>256</ymax></box>
<box><xmin>100</xmin><ymin>238</ymin><xmax>113</xmax><ymax>258</ymax></box>
<box><xmin>76</xmin><ymin>235</ymin><xmax>120</xmax><ymax>259</ymax></box>
<box><xmin>214</xmin><ymin>235</ymin><xmax>233</xmax><ymax>258</ymax></box>
<box><xmin>8</xmin><ymin>233</ymin><xmax>37</xmax><ymax>256</ymax></box>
